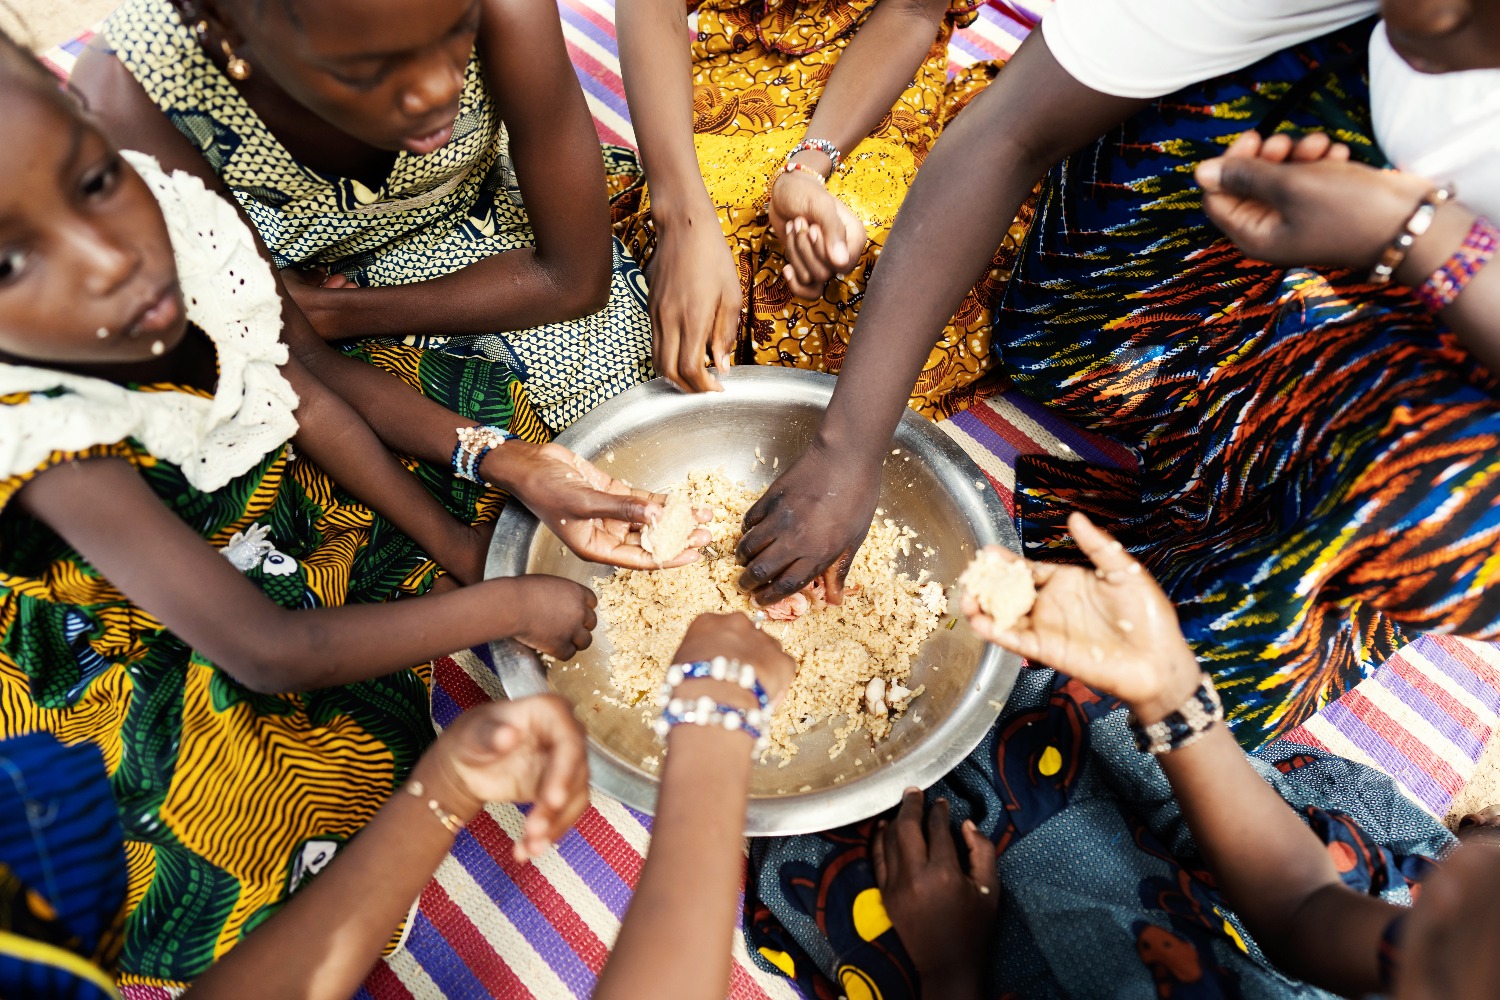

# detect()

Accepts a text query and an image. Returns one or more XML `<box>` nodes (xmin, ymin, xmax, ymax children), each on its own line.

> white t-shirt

<box><xmin>1041</xmin><ymin>0</ymin><xmax>1377</xmax><ymax>100</ymax></box>
<box><xmin>1369</xmin><ymin>23</ymin><xmax>1500</xmax><ymax>220</ymax></box>
<box><xmin>1040</xmin><ymin>0</ymin><xmax>1498</xmax><ymax>218</ymax></box>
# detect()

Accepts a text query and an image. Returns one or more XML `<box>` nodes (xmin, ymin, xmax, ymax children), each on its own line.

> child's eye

<box><xmin>332</xmin><ymin>68</ymin><xmax>387</xmax><ymax>92</ymax></box>
<box><xmin>0</xmin><ymin>248</ymin><xmax>31</xmax><ymax>285</ymax></box>
<box><xmin>80</xmin><ymin>158</ymin><xmax>121</xmax><ymax>200</ymax></box>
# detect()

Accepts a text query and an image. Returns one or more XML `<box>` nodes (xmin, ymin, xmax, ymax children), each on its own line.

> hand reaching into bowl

<box><xmin>962</xmin><ymin>512</ymin><xmax>1202</xmax><ymax>725</ymax></box>
<box><xmin>491</xmin><ymin>441</ymin><xmax>711</xmax><ymax>571</ymax></box>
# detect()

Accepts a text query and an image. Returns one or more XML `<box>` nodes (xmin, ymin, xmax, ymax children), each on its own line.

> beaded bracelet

<box><xmin>403</xmin><ymin>778</ymin><xmax>465</xmax><ymax>834</ymax></box>
<box><xmin>1413</xmin><ymin>216</ymin><xmax>1499</xmax><ymax>312</ymax></box>
<box><xmin>1127</xmin><ymin>676</ymin><xmax>1223</xmax><ymax>755</ymax></box>
<box><xmin>451</xmin><ymin>425</ymin><xmax>518</xmax><ymax>484</ymax></box>
<box><xmin>653</xmin><ymin>694</ymin><xmax>768</xmax><ymax>754</ymax></box>
<box><xmin>1369</xmin><ymin>186</ymin><xmax>1453</xmax><ymax>285</ymax></box>
<box><xmin>660</xmin><ymin>656</ymin><xmax>770</xmax><ymax>712</ymax></box>
<box><xmin>780</xmin><ymin>161</ymin><xmax>826</xmax><ymax>186</ymax></box>
<box><xmin>785</xmin><ymin>138</ymin><xmax>843</xmax><ymax>174</ymax></box>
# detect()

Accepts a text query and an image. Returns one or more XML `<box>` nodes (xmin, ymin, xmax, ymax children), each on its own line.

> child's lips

<box><xmin>402</xmin><ymin>120</ymin><xmax>455</xmax><ymax>155</ymax></box>
<box><xmin>125</xmin><ymin>287</ymin><xmax>183</xmax><ymax>339</ymax></box>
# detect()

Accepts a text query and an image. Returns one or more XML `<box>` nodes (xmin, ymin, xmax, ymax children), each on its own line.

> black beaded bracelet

<box><xmin>1128</xmin><ymin>676</ymin><xmax>1223</xmax><ymax>755</ymax></box>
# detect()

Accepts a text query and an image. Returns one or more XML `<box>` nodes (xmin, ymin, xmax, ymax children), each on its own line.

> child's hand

<box><xmin>671</xmin><ymin>611</ymin><xmax>796</xmax><ymax>707</ymax></box>
<box><xmin>872</xmin><ymin>791</ymin><xmax>998</xmax><ymax>995</ymax></box>
<box><xmin>413</xmin><ymin>695</ymin><xmax>590</xmax><ymax>861</ymax></box>
<box><xmin>502</xmin><ymin>442</ymin><xmax>711</xmax><ymax>570</ymax></box>
<box><xmin>963</xmin><ymin>512</ymin><xmax>1201</xmax><ymax>725</ymax></box>
<box><xmin>648</xmin><ymin>218</ymin><xmax>742</xmax><ymax>392</ymax></box>
<box><xmin>508</xmin><ymin>575</ymin><xmax>598</xmax><ymax>660</ymax></box>
<box><xmin>769</xmin><ymin>169</ymin><xmax>867</xmax><ymax>299</ymax></box>
<box><xmin>1196</xmin><ymin>130</ymin><xmax>1434</xmax><ymax>270</ymax></box>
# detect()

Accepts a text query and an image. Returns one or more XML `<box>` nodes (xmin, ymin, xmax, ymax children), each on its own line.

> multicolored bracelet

<box><xmin>1127</xmin><ymin>676</ymin><xmax>1223</xmax><ymax>755</ymax></box>
<box><xmin>451</xmin><ymin>424</ymin><xmax>518</xmax><ymax>484</ymax></box>
<box><xmin>1369</xmin><ymin>186</ymin><xmax>1453</xmax><ymax>285</ymax></box>
<box><xmin>786</xmin><ymin>137</ymin><xmax>843</xmax><ymax>174</ymax></box>
<box><xmin>780</xmin><ymin>161</ymin><xmax>826</xmax><ymax>186</ymax></box>
<box><xmin>1413</xmin><ymin>215</ymin><xmax>1498</xmax><ymax>312</ymax></box>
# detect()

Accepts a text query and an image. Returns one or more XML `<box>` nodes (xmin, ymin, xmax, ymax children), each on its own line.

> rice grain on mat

<box><xmin>597</xmin><ymin>469</ymin><xmax>945</xmax><ymax>763</ymax></box>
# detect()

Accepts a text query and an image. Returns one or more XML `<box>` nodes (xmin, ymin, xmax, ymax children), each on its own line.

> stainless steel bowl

<box><xmin>485</xmin><ymin>368</ymin><xmax>1022</xmax><ymax>835</ymax></box>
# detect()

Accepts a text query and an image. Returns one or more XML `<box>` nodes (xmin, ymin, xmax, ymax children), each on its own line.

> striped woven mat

<box><xmin>45</xmin><ymin>5</ymin><xmax>1499</xmax><ymax>997</ymax></box>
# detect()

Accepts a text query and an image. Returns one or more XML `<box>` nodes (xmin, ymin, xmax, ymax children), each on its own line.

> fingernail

<box><xmin>1197</xmin><ymin>159</ymin><xmax>1222</xmax><ymax>186</ymax></box>
<box><xmin>783</xmin><ymin>265</ymin><xmax>794</xmax><ymax>281</ymax></box>
<box><xmin>795</xmin><ymin>219</ymin><xmax>807</xmax><ymax>234</ymax></box>
<box><xmin>963</xmin><ymin>819</ymin><xmax>976</xmax><ymax>832</ymax></box>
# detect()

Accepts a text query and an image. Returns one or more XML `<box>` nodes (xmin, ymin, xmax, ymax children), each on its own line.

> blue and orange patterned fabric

<box><xmin>746</xmin><ymin>668</ymin><xmax>1450</xmax><ymax>998</ymax></box>
<box><xmin>995</xmin><ymin>23</ymin><xmax>1500</xmax><ymax>749</ymax></box>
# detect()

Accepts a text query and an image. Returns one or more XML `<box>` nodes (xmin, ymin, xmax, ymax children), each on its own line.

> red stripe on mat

<box><xmin>1341</xmin><ymin>689</ymin><xmax>1467</xmax><ymax>794</ymax></box>
<box><xmin>728</xmin><ymin>957</ymin><xmax>776</xmax><ymax>1000</ymax></box>
<box><xmin>1387</xmin><ymin>654</ymin><xmax>1491</xmax><ymax>739</ymax></box>
<box><xmin>433</xmin><ymin>655</ymin><xmax>493</xmax><ymax>710</ymax></box>
<box><xmin>571</xmin><ymin>806</ymin><xmax>646</xmax><ymax>886</ymax></box>
<box><xmin>418</xmin><ymin>879</ymin><xmax>538</xmax><ymax>999</ymax></box>
<box><xmin>362</xmin><ymin>959</ymin><xmax>416</xmax><ymax>999</ymax></box>
<box><xmin>466</xmin><ymin>811</ymin><xmax>613</xmax><ymax>974</ymax></box>
<box><xmin>1433</xmin><ymin>636</ymin><xmax>1500</xmax><ymax>689</ymax></box>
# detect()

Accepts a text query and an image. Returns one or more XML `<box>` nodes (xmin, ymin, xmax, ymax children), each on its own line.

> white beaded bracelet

<box><xmin>654</xmin><ymin>694</ymin><xmax>768</xmax><ymax>755</ymax></box>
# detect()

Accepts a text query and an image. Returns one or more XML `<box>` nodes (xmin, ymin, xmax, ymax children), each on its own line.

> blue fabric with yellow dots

<box><xmin>745</xmin><ymin>669</ymin><xmax>1452</xmax><ymax>999</ymax></box>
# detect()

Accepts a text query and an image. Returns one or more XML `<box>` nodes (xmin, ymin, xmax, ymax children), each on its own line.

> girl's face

<box><xmin>1381</xmin><ymin>0</ymin><xmax>1500</xmax><ymax>72</ymax></box>
<box><xmin>211</xmin><ymin>0</ymin><xmax>481</xmax><ymax>155</ymax></box>
<box><xmin>0</xmin><ymin>83</ymin><xmax>186</xmax><ymax>367</ymax></box>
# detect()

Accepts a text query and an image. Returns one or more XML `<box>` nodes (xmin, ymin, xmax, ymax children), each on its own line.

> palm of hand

<box><xmin>1020</xmin><ymin>562</ymin><xmax>1185</xmax><ymax>705</ymax></box>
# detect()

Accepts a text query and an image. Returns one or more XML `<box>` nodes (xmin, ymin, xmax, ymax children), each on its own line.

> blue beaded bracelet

<box><xmin>662</xmin><ymin>656</ymin><xmax>770</xmax><ymax>712</ymax></box>
<box><xmin>653</xmin><ymin>694</ymin><xmax>767</xmax><ymax>754</ymax></box>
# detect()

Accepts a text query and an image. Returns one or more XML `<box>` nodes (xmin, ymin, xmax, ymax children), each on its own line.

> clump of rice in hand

<box><xmin>959</xmin><ymin>548</ymin><xmax>1036</xmax><ymax>631</ymax></box>
<box><xmin>640</xmin><ymin>491</ymin><xmax>698</xmax><ymax>564</ymax></box>
<box><xmin>596</xmin><ymin>469</ymin><xmax>943</xmax><ymax>763</ymax></box>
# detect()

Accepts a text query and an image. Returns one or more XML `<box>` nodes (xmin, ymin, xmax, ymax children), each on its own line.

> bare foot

<box><xmin>1457</xmin><ymin>804</ymin><xmax>1500</xmax><ymax>844</ymax></box>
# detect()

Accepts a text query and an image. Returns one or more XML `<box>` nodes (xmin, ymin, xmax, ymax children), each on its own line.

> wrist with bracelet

<box><xmin>1412</xmin><ymin>215</ymin><xmax>1498</xmax><ymax>311</ymax></box>
<box><xmin>1127</xmin><ymin>674</ymin><xmax>1223</xmax><ymax>756</ymax></box>
<box><xmin>654</xmin><ymin>656</ymin><xmax>772</xmax><ymax>755</ymax></box>
<box><xmin>775</xmin><ymin>138</ymin><xmax>844</xmax><ymax>193</ymax></box>
<box><xmin>451</xmin><ymin>424</ymin><xmax>519</xmax><ymax>485</ymax></box>
<box><xmin>1369</xmin><ymin>185</ymin><xmax>1454</xmax><ymax>285</ymax></box>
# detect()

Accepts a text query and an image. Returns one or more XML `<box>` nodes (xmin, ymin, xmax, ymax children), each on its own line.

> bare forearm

<box><xmin>235</xmin><ymin>577</ymin><xmax>534</xmax><ymax>693</ymax></box>
<box><xmin>814</xmin><ymin>34</ymin><xmax>1141</xmax><ymax>455</ymax></box>
<box><xmin>185</xmin><ymin>789</ymin><xmax>458</xmax><ymax>1000</ymax></box>
<box><xmin>799</xmin><ymin>0</ymin><xmax>947</xmax><ymax>159</ymax></box>
<box><xmin>1394</xmin><ymin>203</ymin><xmax>1500</xmax><ymax>372</ymax></box>
<box><xmin>595</xmin><ymin>727</ymin><xmax>751</xmax><ymax>999</ymax></box>
<box><xmin>310</xmin><ymin>250</ymin><xmax>605</xmax><ymax>341</ymax></box>
<box><xmin>1157</xmin><ymin>725</ymin><xmax>1391</xmax><ymax>993</ymax></box>
<box><xmin>618</xmin><ymin>0</ymin><xmax>715</xmax><ymax>222</ymax></box>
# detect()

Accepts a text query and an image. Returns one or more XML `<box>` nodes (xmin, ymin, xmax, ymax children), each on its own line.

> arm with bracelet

<box><xmin>962</xmin><ymin>511</ymin><xmax>1412</xmax><ymax>997</ymax></box>
<box><xmin>1195</xmin><ymin>132</ymin><xmax>1500</xmax><ymax>371</ymax></box>
<box><xmin>595</xmin><ymin>613</ymin><xmax>797</xmax><ymax>1000</ymax></box>
<box><xmin>767</xmin><ymin>0</ymin><xmax>954</xmax><ymax>300</ymax></box>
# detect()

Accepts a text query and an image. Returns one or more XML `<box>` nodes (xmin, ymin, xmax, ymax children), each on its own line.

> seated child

<box><xmin>0</xmin><ymin>37</ymin><xmax>702</xmax><ymax>990</ymax></box>
<box><xmin>75</xmin><ymin>0</ymin><xmax>653</xmax><ymax>431</ymax></box>
<box><xmin>1</xmin><ymin>612</ymin><xmax>793</xmax><ymax>999</ymax></box>
<box><xmin>615</xmin><ymin>0</ymin><xmax>1023</xmax><ymax>415</ymax></box>
<box><xmin>746</xmin><ymin>513</ymin><xmax>1495</xmax><ymax>998</ymax></box>
<box><xmin>0</xmin><ymin>696</ymin><xmax>589</xmax><ymax>999</ymax></box>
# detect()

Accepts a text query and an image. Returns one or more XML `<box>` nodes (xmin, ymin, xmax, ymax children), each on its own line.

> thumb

<box><xmin>806</xmin><ymin>195</ymin><xmax>850</xmax><ymax>268</ymax></box>
<box><xmin>963</xmin><ymin>819</ymin><xmax>999</xmax><ymax>895</ymax></box>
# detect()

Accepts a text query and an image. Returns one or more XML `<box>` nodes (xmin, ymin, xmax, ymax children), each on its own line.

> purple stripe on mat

<box><xmin>1317</xmin><ymin>700</ymin><xmax>1450</xmax><ymax>813</ymax></box>
<box><xmin>452</xmin><ymin>829</ymin><xmax>597</xmax><ymax>999</ymax></box>
<box><xmin>406</xmin><ymin>911</ymin><xmax>491</xmax><ymax>997</ymax></box>
<box><xmin>571</xmin><ymin>61</ymin><xmax>633</xmax><ymax>125</ymax></box>
<box><xmin>1373</xmin><ymin>669</ymin><xmax>1486</xmax><ymax>760</ymax></box>
<box><xmin>948</xmin><ymin>406</ymin><xmax>1022</xmax><ymax>466</ymax></box>
<box><xmin>430</xmin><ymin>684</ymin><xmax>462</xmax><ymax>729</ymax></box>
<box><xmin>1416</xmin><ymin>639</ymin><xmax>1500</xmax><ymax>712</ymax></box>
<box><xmin>551</xmin><ymin>827</ymin><xmax>635</xmax><ymax>920</ymax></box>
<box><xmin>558</xmin><ymin>0</ymin><xmax>620</xmax><ymax>53</ymax></box>
<box><xmin>624</xmin><ymin>803</ymin><xmax>654</xmax><ymax>831</ymax></box>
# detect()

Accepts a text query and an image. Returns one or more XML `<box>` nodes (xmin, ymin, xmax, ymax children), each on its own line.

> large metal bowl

<box><xmin>485</xmin><ymin>368</ymin><xmax>1022</xmax><ymax>835</ymax></box>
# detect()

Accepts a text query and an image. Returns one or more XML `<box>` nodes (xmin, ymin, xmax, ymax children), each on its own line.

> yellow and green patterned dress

<box><xmin>0</xmin><ymin>156</ymin><xmax>522</xmax><ymax>990</ymax></box>
<box><xmin>104</xmin><ymin>0</ymin><xmax>652</xmax><ymax>431</ymax></box>
<box><xmin>615</xmin><ymin>0</ymin><xmax>1035</xmax><ymax>419</ymax></box>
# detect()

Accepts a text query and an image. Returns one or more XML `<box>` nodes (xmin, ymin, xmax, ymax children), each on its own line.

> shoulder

<box><xmin>1041</xmin><ymin>0</ymin><xmax>1379</xmax><ymax>99</ymax></box>
<box><xmin>4</xmin><ymin>443</ymin><xmax>144</xmax><ymax>521</ymax></box>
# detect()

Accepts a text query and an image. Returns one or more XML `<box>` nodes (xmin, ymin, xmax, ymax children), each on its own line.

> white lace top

<box><xmin>0</xmin><ymin>152</ymin><xmax>298</xmax><ymax>493</ymax></box>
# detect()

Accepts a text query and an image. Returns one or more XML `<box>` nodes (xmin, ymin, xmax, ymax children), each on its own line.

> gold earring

<box><xmin>220</xmin><ymin>39</ymin><xmax>251</xmax><ymax>81</ymax></box>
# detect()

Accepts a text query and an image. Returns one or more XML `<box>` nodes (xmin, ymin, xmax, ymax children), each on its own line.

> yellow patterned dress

<box><xmin>615</xmin><ymin>0</ymin><xmax>1034</xmax><ymax>419</ymax></box>
<box><xmin>105</xmin><ymin>0</ymin><xmax>652</xmax><ymax>431</ymax></box>
<box><xmin>0</xmin><ymin>156</ymin><xmax>536</xmax><ymax>989</ymax></box>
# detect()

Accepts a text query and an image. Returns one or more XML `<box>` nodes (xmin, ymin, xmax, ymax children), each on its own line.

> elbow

<box><xmin>212</xmin><ymin>623</ymin><xmax>326</xmax><ymax>695</ymax></box>
<box><xmin>550</xmin><ymin>251</ymin><xmax>613</xmax><ymax>318</ymax></box>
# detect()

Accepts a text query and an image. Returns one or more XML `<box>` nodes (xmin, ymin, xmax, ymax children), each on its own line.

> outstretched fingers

<box><xmin>1067</xmin><ymin>511</ymin><xmax>1140</xmax><ymax>581</ymax></box>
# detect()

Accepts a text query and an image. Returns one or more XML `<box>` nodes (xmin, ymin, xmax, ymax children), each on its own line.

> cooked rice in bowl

<box><xmin>596</xmin><ymin>469</ymin><xmax>947</xmax><ymax>763</ymax></box>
